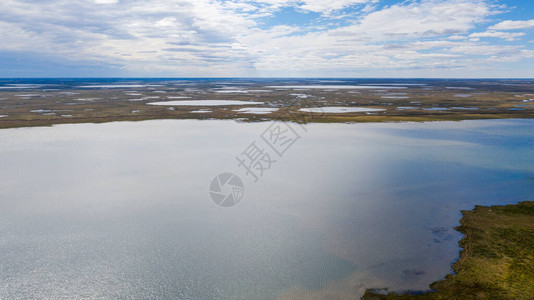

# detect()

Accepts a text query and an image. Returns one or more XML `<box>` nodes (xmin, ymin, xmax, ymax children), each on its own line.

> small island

<box><xmin>363</xmin><ymin>201</ymin><xmax>534</xmax><ymax>299</ymax></box>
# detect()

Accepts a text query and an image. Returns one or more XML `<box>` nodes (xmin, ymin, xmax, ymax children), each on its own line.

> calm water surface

<box><xmin>0</xmin><ymin>119</ymin><xmax>532</xmax><ymax>299</ymax></box>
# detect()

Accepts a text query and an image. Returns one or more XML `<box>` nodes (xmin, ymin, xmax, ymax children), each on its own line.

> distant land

<box><xmin>0</xmin><ymin>78</ymin><xmax>533</xmax><ymax>129</ymax></box>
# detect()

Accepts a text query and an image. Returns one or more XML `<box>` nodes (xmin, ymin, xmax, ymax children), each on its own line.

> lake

<box><xmin>0</xmin><ymin>119</ymin><xmax>532</xmax><ymax>299</ymax></box>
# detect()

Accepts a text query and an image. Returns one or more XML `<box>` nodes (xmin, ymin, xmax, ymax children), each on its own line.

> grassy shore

<box><xmin>362</xmin><ymin>201</ymin><xmax>534</xmax><ymax>299</ymax></box>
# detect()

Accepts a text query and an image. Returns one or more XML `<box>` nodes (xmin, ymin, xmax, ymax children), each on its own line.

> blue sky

<box><xmin>0</xmin><ymin>0</ymin><xmax>533</xmax><ymax>78</ymax></box>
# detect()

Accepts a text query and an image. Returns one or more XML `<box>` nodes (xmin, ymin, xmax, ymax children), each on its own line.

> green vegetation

<box><xmin>362</xmin><ymin>201</ymin><xmax>534</xmax><ymax>299</ymax></box>
<box><xmin>0</xmin><ymin>81</ymin><xmax>533</xmax><ymax>129</ymax></box>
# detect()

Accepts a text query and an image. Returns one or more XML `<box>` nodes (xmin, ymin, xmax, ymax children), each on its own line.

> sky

<box><xmin>0</xmin><ymin>0</ymin><xmax>533</xmax><ymax>78</ymax></box>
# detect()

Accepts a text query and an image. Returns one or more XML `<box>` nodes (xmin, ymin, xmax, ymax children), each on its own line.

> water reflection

<box><xmin>0</xmin><ymin>119</ymin><xmax>532</xmax><ymax>299</ymax></box>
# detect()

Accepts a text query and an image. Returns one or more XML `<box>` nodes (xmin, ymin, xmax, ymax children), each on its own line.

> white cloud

<box><xmin>487</xmin><ymin>49</ymin><xmax>534</xmax><ymax>62</ymax></box>
<box><xmin>298</xmin><ymin>0</ymin><xmax>374</xmax><ymax>13</ymax></box>
<box><xmin>448</xmin><ymin>44</ymin><xmax>520</xmax><ymax>56</ymax></box>
<box><xmin>0</xmin><ymin>0</ymin><xmax>531</xmax><ymax>77</ymax></box>
<box><xmin>336</xmin><ymin>0</ymin><xmax>495</xmax><ymax>40</ymax></box>
<box><xmin>470</xmin><ymin>30</ymin><xmax>525</xmax><ymax>41</ymax></box>
<box><xmin>234</xmin><ymin>0</ymin><xmax>376</xmax><ymax>14</ymax></box>
<box><xmin>490</xmin><ymin>19</ymin><xmax>534</xmax><ymax>30</ymax></box>
<box><xmin>94</xmin><ymin>0</ymin><xmax>118</xmax><ymax>3</ymax></box>
<box><xmin>448</xmin><ymin>35</ymin><xmax>468</xmax><ymax>40</ymax></box>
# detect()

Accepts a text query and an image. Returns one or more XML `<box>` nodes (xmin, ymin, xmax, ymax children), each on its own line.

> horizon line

<box><xmin>1</xmin><ymin>77</ymin><xmax>533</xmax><ymax>80</ymax></box>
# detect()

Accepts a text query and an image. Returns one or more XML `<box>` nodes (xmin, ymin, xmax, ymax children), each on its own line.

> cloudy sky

<box><xmin>0</xmin><ymin>0</ymin><xmax>533</xmax><ymax>77</ymax></box>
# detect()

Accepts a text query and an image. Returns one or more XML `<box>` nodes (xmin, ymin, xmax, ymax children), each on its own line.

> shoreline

<box><xmin>362</xmin><ymin>201</ymin><xmax>534</xmax><ymax>299</ymax></box>
<box><xmin>0</xmin><ymin>113</ymin><xmax>533</xmax><ymax>130</ymax></box>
